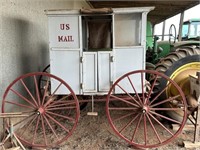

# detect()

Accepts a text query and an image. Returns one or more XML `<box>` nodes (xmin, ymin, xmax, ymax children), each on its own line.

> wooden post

<box><xmin>0</xmin><ymin>113</ymin><xmax>28</xmax><ymax>150</ymax></box>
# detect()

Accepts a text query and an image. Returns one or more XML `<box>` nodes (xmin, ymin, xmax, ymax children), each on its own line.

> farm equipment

<box><xmin>146</xmin><ymin>18</ymin><xmax>200</xmax><ymax>121</ymax></box>
<box><xmin>1</xmin><ymin>7</ymin><xmax>198</xmax><ymax>149</ymax></box>
<box><xmin>146</xmin><ymin>19</ymin><xmax>200</xmax><ymax>63</ymax></box>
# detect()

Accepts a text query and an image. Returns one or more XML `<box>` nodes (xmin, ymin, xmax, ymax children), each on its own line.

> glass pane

<box><xmin>182</xmin><ymin>24</ymin><xmax>189</xmax><ymax>38</ymax></box>
<box><xmin>190</xmin><ymin>22</ymin><xmax>200</xmax><ymax>37</ymax></box>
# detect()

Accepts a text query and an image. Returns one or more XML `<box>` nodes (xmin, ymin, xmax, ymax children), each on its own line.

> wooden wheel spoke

<box><xmin>47</xmin><ymin>101</ymin><xmax>76</xmax><ymax>109</ymax></box>
<box><xmin>146</xmin><ymin>74</ymin><xmax>159</xmax><ymax>103</ymax></box>
<box><xmin>42</xmin><ymin>77</ymin><xmax>50</xmax><ymax>105</ymax></box>
<box><xmin>119</xmin><ymin>113</ymin><xmax>140</xmax><ymax>133</ymax></box>
<box><xmin>20</xmin><ymin>79</ymin><xmax>38</xmax><ymax>107</ymax></box>
<box><xmin>141</xmin><ymin>72</ymin><xmax>145</xmax><ymax>104</ymax></box>
<box><xmin>146</xmin><ymin>114</ymin><xmax>162</xmax><ymax>143</ymax></box>
<box><xmin>143</xmin><ymin>114</ymin><xmax>147</xmax><ymax>145</ymax></box>
<box><xmin>44</xmin><ymin>83</ymin><xmax>63</xmax><ymax>107</ymax></box>
<box><xmin>32</xmin><ymin>115</ymin><xmax>40</xmax><ymax>144</ymax></box>
<box><xmin>10</xmin><ymin>89</ymin><xmax>37</xmax><ymax>108</ymax></box>
<box><xmin>57</xmin><ymin>94</ymin><xmax>73</xmax><ymax>101</ymax></box>
<box><xmin>110</xmin><ymin>95</ymin><xmax>140</xmax><ymax>108</ymax></box>
<box><xmin>149</xmin><ymin>82</ymin><xmax>171</xmax><ymax>105</ymax></box>
<box><xmin>150</xmin><ymin>111</ymin><xmax>182</xmax><ymax>124</ymax></box>
<box><xmin>148</xmin><ymin>113</ymin><xmax>174</xmax><ymax>136</ymax></box>
<box><xmin>127</xmin><ymin>76</ymin><xmax>143</xmax><ymax>106</ymax></box>
<box><xmin>150</xmin><ymin>95</ymin><xmax>181</xmax><ymax>108</ymax></box>
<box><xmin>150</xmin><ymin>107</ymin><xmax>183</xmax><ymax>111</ymax></box>
<box><xmin>46</xmin><ymin>113</ymin><xmax>70</xmax><ymax>133</ymax></box>
<box><xmin>19</xmin><ymin>114</ymin><xmax>38</xmax><ymax>137</ymax></box>
<box><xmin>109</xmin><ymin>107</ymin><xmax>139</xmax><ymax>111</ymax></box>
<box><xmin>43</xmin><ymin>115</ymin><xmax>59</xmax><ymax>140</ymax></box>
<box><xmin>46</xmin><ymin>111</ymin><xmax>75</xmax><ymax>122</ymax></box>
<box><xmin>51</xmin><ymin>83</ymin><xmax>62</xmax><ymax>97</ymax></box>
<box><xmin>131</xmin><ymin>113</ymin><xmax>143</xmax><ymax>142</ymax></box>
<box><xmin>34</xmin><ymin>75</ymin><xmax>41</xmax><ymax>106</ymax></box>
<box><xmin>116</xmin><ymin>84</ymin><xmax>141</xmax><ymax>107</ymax></box>
<box><xmin>113</xmin><ymin>112</ymin><xmax>136</xmax><ymax>122</ymax></box>
<box><xmin>47</xmin><ymin>103</ymin><xmax>75</xmax><ymax>108</ymax></box>
<box><xmin>46</xmin><ymin>106</ymin><xmax>76</xmax><ymax>111</ymax></box>
<box><xmin>5</xmin><ymin>100</ymin><xmax>35</xmax><ymax>110</ymax></box>
<box><xmin>47</xmin><ymin>94</ymin><xmax>73</xmax><ymax>107</ymax></box>
<box><xmin>13</xmin><ymin>113</ymin><xmax>35</xmax><ymax>127</ymax></box>
<box><xmin>41</xmin><ymin>115</ymin><xmax>47</xmax><ymax>146</ymax></box>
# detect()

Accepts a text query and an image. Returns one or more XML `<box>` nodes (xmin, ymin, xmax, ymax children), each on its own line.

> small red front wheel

<box><xmin>106</xmin><ymin>70</ymin><xmax>187</xmax><ymax>148</ymax></box>
<box><xmin>2</xmin><ymin>72</ymin><xmax>80</xmax><ymax>148</ymax></box>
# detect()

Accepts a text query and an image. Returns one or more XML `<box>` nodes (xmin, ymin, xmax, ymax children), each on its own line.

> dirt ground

<box><xmin>58</xmin><ymin>102</ymin><xmax>198</xmax><ymax>150</ymax></box>
<box><xmin>0</xmin><ymin>102</ymin><xmax>199</xmax><ymax>150</ymax></box>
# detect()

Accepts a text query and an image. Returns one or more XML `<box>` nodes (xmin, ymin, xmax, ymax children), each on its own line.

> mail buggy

<box><xmin>2</xmin><ymin>7</ymin><xmax>188</xmax><ymax>149</ymax></box>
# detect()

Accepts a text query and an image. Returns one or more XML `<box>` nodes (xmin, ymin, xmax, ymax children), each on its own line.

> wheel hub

<box><xmin>37</xmin><ymin>107</ymin><xmax>45</xmax><ymax>115</ymax></box>
<box><xmin>142</xmin><ymin>105</ymin><xmax>149</xmax><ymax>113</ymax></box>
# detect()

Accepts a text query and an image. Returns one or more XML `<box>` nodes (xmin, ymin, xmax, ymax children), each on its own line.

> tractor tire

<box><xmin>154</xmin><ymin>45</ymin><xmax>200</xmax><ymax>121</ymax></box>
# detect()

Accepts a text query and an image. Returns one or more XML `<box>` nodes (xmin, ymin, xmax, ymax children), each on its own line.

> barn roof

<box><xmin>87</xmin><ymin>0</ymin><xmax>199</xmax><ymax>25</ymax></box>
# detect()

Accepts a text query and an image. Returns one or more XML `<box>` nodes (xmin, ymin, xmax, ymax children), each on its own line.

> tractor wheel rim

<box><xmin>167</xmin><ymin>62</ymin><xmax>200</xmax><ymax>98</ymax></box>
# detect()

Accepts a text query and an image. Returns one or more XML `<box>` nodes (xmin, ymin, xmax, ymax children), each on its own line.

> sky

<box><xmin>154</xmin><ymin>4</ymin><xmax>200</xmax><ymax>39</ymax></box>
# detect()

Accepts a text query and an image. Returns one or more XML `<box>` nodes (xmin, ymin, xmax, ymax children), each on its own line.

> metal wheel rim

<box><xmin>167</xmin><ymin>62</ymin><xmax>200</xmax><ymax>97</ymax></box>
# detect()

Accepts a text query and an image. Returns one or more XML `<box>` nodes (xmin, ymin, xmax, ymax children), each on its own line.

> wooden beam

<box><xmin>184</xmin><ymin>141</ymin><xmax>200</xmax><ymax>149</ymax></box>
<box><xmin>88</xmin><ymin>0</ymin><xmax>199</xmax><ymax>25</ymax></box>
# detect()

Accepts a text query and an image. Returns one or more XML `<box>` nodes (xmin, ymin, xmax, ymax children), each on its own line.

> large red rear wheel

<box><xmin>106</xmin><ymin>70</ymin><xmax>187</xmax><ymax>148</ymax></box>
<box><xmin>2</xmin><ymin>72</ymin><xmax>80</xmax><ymax>148</ymax></box>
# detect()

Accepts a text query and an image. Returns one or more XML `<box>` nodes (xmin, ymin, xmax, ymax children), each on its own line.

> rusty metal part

<box><xmin>189</xmin><ymin>73</ymin><xmax>200</xmax><ymax>143</ymax></box>
<box><xmin>186</xmin><ymin>94</ymin><xmax>198</xmax><ymax>109</ymax></box>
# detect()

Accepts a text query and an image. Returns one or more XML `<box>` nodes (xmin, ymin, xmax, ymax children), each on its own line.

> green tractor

<box><xmin>147</xmin><ymin>19</ymin><xmax>200</xmax><ymax>120</ymax></box>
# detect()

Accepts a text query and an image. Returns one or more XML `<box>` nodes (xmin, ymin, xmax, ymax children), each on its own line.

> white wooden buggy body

<box><xmin>46</xmin><ymin>7</ymin><xmax>153</xmax><ymax>95</ymax></box>
<box><xmin>2</xmin><ymin>7</ymin><xmax>191</xmax><ymax>149</ymax></box>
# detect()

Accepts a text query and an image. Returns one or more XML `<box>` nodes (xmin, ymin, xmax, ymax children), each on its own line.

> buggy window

<box><xmin>82</xmin><ymin>15</ymin><xmax>112</xmax><ymax>51</ymax></box>
<box><xmin>114</xmin><ymin>13</ymin><xmax>142</xmax><ymax>47</ymax></box>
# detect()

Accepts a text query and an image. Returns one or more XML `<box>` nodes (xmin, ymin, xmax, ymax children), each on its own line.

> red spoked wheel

<box><xmin>106</xmin><ymin>70</ymin><xmax>187</xmax><ymax>148</ymax></box>
<box><xmin>2</xmin><ymin>72</ymin><xmax>80</xmax><ymax>148</ymax></box>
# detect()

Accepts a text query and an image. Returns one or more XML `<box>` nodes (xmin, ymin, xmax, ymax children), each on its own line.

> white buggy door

<box><xmin>82</xmin><ymin>52</ymin><xmax>98</xmax><ymax>93</ymax></box>
<box><xmin>82</xmin><ymin>51</ymin><xmax>113</xmax><ymax>94</ymax></box>
<box><xmin>98</xmin><ymin>51</ymin><xmax>113</xmax><ymax>92</ymax></box>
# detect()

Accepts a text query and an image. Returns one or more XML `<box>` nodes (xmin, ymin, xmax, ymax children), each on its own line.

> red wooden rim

<box><xmin>106</xmin><ymin>70</ymin><xmax>187</xmax><ymax>148</ymax></box>
<box><xmin>2</xmin><ymin>72</ymin><xmax>80</xmax><ymax>148</ymax></box>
